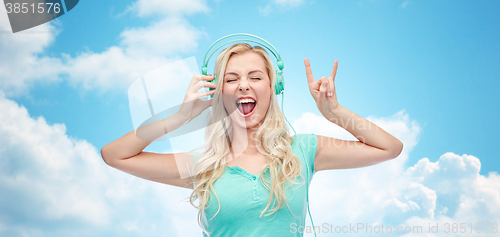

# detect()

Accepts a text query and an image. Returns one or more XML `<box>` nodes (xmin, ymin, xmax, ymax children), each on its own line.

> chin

<box><xmin>230</xmin><ymin>112</ymin><xmax>265</xmax><ymax>130</ymax></box>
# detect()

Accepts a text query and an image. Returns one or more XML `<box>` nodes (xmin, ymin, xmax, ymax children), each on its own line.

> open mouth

<box><xmin>236</xmin><ymin>99</ymin><xmax>257</xmax><ymax>117</ymax></box>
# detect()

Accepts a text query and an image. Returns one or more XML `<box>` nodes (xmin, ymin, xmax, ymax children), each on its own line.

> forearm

<box><xmin>101</xmin><ymin>113</ymin><xmax>186</xmax><ymax>163</ymax></box>
<box><xmin>326</xmin><ymin>104</ymin><xmax>403</xmax><ymax>155</ymax></box>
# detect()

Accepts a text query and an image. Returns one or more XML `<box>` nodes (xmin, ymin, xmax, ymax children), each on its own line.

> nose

<box><xmin>239</xmin><ymin>78</ymin><xmax>250</xmax><ymax>91</ymax></box>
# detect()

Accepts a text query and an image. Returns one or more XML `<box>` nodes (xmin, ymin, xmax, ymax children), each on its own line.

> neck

<box><xmin>229</xmin><ymin>124</ymin><xmax>260</xmax><ymax>159</ymax></box>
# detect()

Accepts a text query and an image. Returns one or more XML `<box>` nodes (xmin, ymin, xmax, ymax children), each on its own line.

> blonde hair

<box><xmin>189</xmin><ymin>43</ymin><xmax>304</xmax><ymax>236</ymax></box>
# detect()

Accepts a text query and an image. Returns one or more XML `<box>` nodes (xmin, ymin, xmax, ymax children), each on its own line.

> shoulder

<box><xmin>291</xmin><ymin>133</ymin><xmax>318</xmax><ymax>174</ymax></box>
<box><xmin>192</xmin><ymin>152</ymin><xmax>202</xmax><ymax>166</ymax></box>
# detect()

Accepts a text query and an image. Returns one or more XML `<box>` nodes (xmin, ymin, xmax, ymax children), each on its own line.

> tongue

<box><xmin>239</xmin><ymin>103</ymin><xmax>256</xmax><ymax>115</ymax></box>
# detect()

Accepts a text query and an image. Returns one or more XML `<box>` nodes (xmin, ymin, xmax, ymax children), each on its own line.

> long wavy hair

<box><xmin>189</xmin><ymin>43</ymin><xmax>304</xmax><ymax>236</ymax></box>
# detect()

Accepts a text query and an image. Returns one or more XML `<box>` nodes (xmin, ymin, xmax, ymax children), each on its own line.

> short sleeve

<box><xmin>292</xmin><ymin>133</ymin><xmax>318</xmax><ymax>177</ymax></box>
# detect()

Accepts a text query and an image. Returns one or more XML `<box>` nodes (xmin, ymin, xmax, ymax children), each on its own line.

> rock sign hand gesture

<box><xmin>304</xmin><ymin>58</ymin><xmax>340</xmax><ymax>119</ymax></box>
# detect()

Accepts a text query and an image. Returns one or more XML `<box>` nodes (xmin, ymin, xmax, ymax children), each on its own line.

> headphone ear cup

<box><xmin>275</xmin><ymin>71</ymin><xmax>284</xmax><ymax>95</ymax></box>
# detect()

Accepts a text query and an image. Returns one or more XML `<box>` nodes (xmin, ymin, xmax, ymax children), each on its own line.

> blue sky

<box><xmin>1</xmin><ymin>0</ymin><xmax>499</xmax><ymax>236</ymax></box>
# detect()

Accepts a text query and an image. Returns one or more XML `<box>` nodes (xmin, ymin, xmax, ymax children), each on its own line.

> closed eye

<box><xmin>226</xmin><ymin>78</ymin><xmax>260</xmax><ymax>82</ymax></box>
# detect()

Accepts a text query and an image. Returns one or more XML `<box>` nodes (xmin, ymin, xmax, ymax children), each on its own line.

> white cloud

<box><xmin>0</xmin><ymin>92</ymin><xmax>199</xmax><ymax>236</ymax></box>
<box><xmin>293</xmin><ymin>110</ymin><xmax>500</xmax><ymax>236</ymax></box>
<box><xmin>61</xmin><ymin>16</ymin><xmax>205</xmax><ymax>93</ymax></box>
<box><xmin>119</xmin><ymin>17</ymin><xmax>206</xmax><ymax>58</ymax></box>
<box><xmin>0</xmin><ymin>1</ymin><xmax>206</xmax><ymax>97</ymax></box>
<box><xmin>62</xmin><ymin>47</ymin><xmax>167</xmax><ymax>93</ymax></box>
<box><xmin>0</xmin><ymin>91</ymin><xmax>110</xmax><ymax>228</ymax></box>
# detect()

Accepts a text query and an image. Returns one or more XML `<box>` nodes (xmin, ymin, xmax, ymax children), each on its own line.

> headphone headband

<box><xmin>202</xmin><ymin>33</ymin><xmax>285</xmax><ymax>95</ymax></box>
<box><xmin>204</xmin><ymin>39</ymin><xmax>280</xmax><ymax>69</ymax></box>
<box><xmin>203</xmin><ymin>33</ymin><xmax>283</xmax><ymax>68</ymax></box>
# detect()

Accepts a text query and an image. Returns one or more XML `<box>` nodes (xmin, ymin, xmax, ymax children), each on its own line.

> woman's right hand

<box><xmin>176</xmin><ymin>74</ymin><xmax>217</xmax><ymax>124</ymax></box>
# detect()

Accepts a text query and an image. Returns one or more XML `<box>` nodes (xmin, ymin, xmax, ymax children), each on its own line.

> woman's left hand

<box><xmin>304</xmin><ymin>58</ymin><xmax>340</xmax><ymax>119</ymax></box>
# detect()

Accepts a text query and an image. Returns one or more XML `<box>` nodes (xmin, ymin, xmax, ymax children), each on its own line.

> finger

<box><xmin>330</xmin><ymin>60</ymin><xmax>338</xmax><ymax>80</ymax></box>
<box><xmin>328</xmin><ymin>61</ymin><xmax>338</xmax><ymax>97</ymax></box>
<box><xmin>193</xmin><ymin>81</ymin><xmax>217</xmax><ymax>91</ymax></box>
<box><xmin>190</xmin><ymin>75</ymin><xmax>214</xmax><ymax>89</ymax></box>
<box><xmin>318</xmin><ymin>76</ymin><xmax>327</xmax><ymax>88</ymax></box>
<box><xmin>207</xmin><ymin>74</ymin><xmax>216</xmax><ymax>82</ymax></box>
<box><xmin>304</xmin><ymin>58</ymin><xmax>315</xmax><ymax>84</ymax></box>
<box><xmin>327</xmin><ymin>76</ymin><xmax>334</xmax><ymax>98</ymax></box>
<box><xmin>194</xmin><ymin>74</ymin><xmax>216</xmax><ymax>82</ymax></box>
<box><xmin>194</xmin><ymin>89</ymin><xmax>215</xmax><ymax>98</ymax></box>
<box><xmin>312</xmin><ymin>80</ymin><xmax>322</xmax><ymax>94</ymax></box>
<box><xmin>319</xmin><ymin>80</ymin><xmax>328</xmax><ymax>99</ymax></box>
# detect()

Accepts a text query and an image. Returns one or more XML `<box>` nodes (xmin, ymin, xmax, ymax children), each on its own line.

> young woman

<box><xmin>101</xmin><ymin>43</ymin><xmax>403</xmax><ymax>236</ymax></box>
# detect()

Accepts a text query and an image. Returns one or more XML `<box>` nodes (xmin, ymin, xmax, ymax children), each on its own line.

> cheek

<box><xmin>222</xmin><ymin>82</ymin><xmax>237</xmax><ymax>92</ymax></box>
<box><xmin>221</xmin><ymin>85</ymin><xmax>233</xmax><ymax>105</ymax></box>
<box><xmin>259</xmin><ymin>100</ymin><xmax>270</xmax><ymax>113</ymax></box>
<box><xmin>260</xmin><ymin>89</ymin><xmax>272</xmax><ymax>110</ymax></box>
<box><xmin>221</xmin><ymin>84</ymin><xmax>229</xmax><ymax>94</ymax></box>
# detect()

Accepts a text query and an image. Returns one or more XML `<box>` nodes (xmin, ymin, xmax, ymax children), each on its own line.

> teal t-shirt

<box><xmin>193</xmin><ymin>133</ymin><xmax>318</xmax><ymax>237</ymax></box>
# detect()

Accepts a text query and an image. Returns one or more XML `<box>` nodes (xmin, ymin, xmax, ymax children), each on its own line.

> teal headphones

<box><xmin>201</xmin><ymin>33</ymin><xmax>317</xmax><ymax>237</ymax></box>
<box><xmin>201</xmin><ymin>33</ymin><xmax>285</xmax><ymax>95</ymax></box>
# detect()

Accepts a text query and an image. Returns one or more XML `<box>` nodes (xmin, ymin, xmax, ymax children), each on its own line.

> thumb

<box><xmin>319</xmin><ymin>81</ymin><xmax>328</xmax><ymax>99</ymax></box>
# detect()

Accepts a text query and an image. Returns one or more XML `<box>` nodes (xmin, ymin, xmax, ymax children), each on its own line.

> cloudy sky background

<box><xmin>1</xmin><ymin>0</ymin><xmax>499</xmax><ymax>236</ymax></box>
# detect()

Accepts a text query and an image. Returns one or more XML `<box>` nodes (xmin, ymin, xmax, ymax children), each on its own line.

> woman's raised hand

<box><xmin>304</xmin><ymin>58</ymin><xmax>340</xmax><ymax>119</ymax></box>
<box><xmin>176</xmin><ymin>74</ymin><xmax>216</xmax><ymax>124</ymax></box>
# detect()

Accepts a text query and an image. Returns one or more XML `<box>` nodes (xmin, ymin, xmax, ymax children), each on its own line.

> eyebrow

<box><xmin>224</xmin><ymin>70</ymin><xmax>264</xmax><ymax>77</ymax></box>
